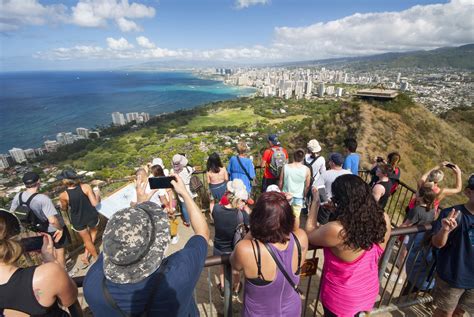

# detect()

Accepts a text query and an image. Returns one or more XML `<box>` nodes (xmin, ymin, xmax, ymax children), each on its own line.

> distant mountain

<box><xmin>277</xmin><ymin>44</ymin><xmax>474</xmax><ymax>70</ymax></box>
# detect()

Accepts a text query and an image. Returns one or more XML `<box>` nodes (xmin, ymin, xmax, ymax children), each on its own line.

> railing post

<box><xmin>223</xmin><ymin>262</ymin><xmax>233</xmax><ymax>317</ymax></box>
<box><xmin>379</xmin><ymin>236</ymin><xmax>396</xmax><ymax>281</ymax></box>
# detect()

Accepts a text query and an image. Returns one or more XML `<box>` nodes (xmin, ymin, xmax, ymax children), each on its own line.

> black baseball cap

<box><xmin>22</xmin><ymin>172</ymin><xmax>40</xmax><ymax>185</ymax></box>
<box><xmin>57</xmin><ymin>169</ymin><xmax>83</xmax><ymax>180</ymax></box>
<box><xmin>467</xmin><ymin>174</ymin><xmax>474</xmax><ymax>190</ymax></box>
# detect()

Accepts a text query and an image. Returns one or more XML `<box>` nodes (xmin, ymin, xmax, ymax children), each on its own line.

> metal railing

<box><xmin>69</xmin><ymin>224</ymin><xmax>435</xmax><ymax>317</ymax></box>
<box><xmin>67</xmin><ymin>168</ymin><xmax>428</xmax><ymax>316</ymax></box>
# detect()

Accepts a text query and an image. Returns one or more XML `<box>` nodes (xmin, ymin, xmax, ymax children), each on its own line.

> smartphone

<box><xmin>445</xmin><ymin>163</ymin><xmax>456</xmax><ymax>169</ymax></box>
<box><xmin>149</xmin><ymin>176</ymin><xmax>175</xmax><ymax>189</ymax></box>
<box><xmin>21</xmin><ymin>236</ymin><xmax>43</xmax><ymax>252</ymax></box>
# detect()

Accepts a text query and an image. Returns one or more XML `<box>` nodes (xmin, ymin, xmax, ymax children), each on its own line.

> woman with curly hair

<box><xmin>305</xmin><ymin>174</ymin><xmax>391</xmax><ymax>317</ymax></box>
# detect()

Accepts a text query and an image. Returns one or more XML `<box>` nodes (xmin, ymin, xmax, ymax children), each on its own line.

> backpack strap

<box><xmin>237</xmin><ymin>209</ymin><xmax>244</xmax><ymax>225</ymax></box>
<box><xmin>19</xmin><ymin>192</ymin><xmax>38</xmax><ymax>206</ymax></box>
<box><xmin>236</xmin><ymin>156</ymin><xmax>253</xmax><ymax>181</ymax></box>
<box><xmin>263</xmin><ymin>242</ymin><xmax>302</xmax><ymax>295</ymax></box>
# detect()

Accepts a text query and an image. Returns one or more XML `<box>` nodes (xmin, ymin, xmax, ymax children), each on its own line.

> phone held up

<box><xmin>445</xmin><ymin>163</ymin><xmax>456</xmax><ymax>169</ymax></box>
<box><xmin>149</xmin><ymin>176</ymin><xmax>176</xmax><ymax>189</ymax></box>
<box><xmin>21</xmin><ymin>236</ymin><xmax>43</xmax><ymax>252</ymax></box>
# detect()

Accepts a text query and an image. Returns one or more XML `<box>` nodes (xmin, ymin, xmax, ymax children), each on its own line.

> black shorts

<box><xmin>72</xmin><ymin>213</ymin><xmax>100</xmax><ymax>232</ymax></box>
<box><xmin>48</xmin><ymin>226</ymin><xmax>71</xmax><ymax>249</ymax></box>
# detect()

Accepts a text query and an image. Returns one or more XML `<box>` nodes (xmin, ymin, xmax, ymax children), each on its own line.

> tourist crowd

<box><xmin>0</xmin><ymin>133</ymin><xmax>472</xmax><ymax>317</ymax></box>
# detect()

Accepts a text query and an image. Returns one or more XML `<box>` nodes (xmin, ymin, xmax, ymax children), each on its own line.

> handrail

<box><xmin>72</xmin><ymin>223</ymin><xmax>432</xmax><ymax>286</ymax></box>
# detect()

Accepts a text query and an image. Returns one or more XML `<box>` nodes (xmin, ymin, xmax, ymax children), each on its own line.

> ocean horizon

<box><xmin>0</xmin><ymin>71</ymin><xmax>255</xmax><ymax>153</ymax></box>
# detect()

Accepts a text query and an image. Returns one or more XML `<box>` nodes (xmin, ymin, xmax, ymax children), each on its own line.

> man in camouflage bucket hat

<box><xmin>84</xmin><ymin>174</ymin><xmax>210</xmax><ymax>316</ymax></box>
<box><xmin>103</xmin><ymin>201</ymin><xmax>170</xmax><ymax>283</ymax></box>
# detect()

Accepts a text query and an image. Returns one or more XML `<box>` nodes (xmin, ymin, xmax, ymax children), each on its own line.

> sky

<box><xmin>0</xmin><ymin>0</ymin><xmax>473</xmax><ymax>71</ymax></box>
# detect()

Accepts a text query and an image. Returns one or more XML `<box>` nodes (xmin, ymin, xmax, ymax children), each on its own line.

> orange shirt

<box><xmin>262</xmin><ymin>146</ymin><xmax>289</xmax><ymax>179</ymax></box>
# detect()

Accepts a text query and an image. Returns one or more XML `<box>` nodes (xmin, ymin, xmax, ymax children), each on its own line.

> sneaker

<box><xmin>171</xmin><ymin>235</ymin><xmax>179</xmax><ymax>245</ymax></box>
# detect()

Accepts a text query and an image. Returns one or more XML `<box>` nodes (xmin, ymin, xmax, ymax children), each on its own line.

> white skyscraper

<box><xmin>140</xmin><ymin>112</ymin><xmax>150</xmax><ymax>122</ymax></box>
<box><xmin>336</xmin><ymin>87</ymin><xmax>344</xmax><ymax>97</ymax></box>
<box><xmin>112</xmin><ymin>112</ymin><xmax>127</xmax><ymax>126</ymax></box>
<box><xmin>24</xmin><ymin>149</ymin><xmax>36</xmax><ymax>160</ymax></box>
<box><xmin>318</xmin><ymin>83</ymin><xmax>326</xmax><ymax>97</ymax></box>
<box><xmin>0</xmin><ymin>154</ymin><xmax>9</xmax><ymax>169</ymax></box>
<box><xmin>396</xmin><ymin>72</ymin><xmax>401</xmax><ymax>83</ymax></box>
<box><xmin>9</xmin><ymin>148</ymin><xmax>26</xmax><ymax>163</ymax></box>
<box><xmin>76</xmin><ymin>127</ymin><xmax>90</xmax><ymax>139</ymax></box>
<box><xmin>44</xmin><ymin>140</ymin><xmax>59</xmax><ymax>152</ymax></box>
<box><xmin>126</xmin><ymin>112</ymin><xmax>140</xmax><ymax>122</ymax></box>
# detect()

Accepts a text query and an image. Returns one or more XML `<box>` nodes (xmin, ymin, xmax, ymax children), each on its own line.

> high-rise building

<box><xmin>9</xmin><ymin>148</ymin><xmax>26</xmax><ymax>164</ymax></box>
<box><xmin>44</xmin><ymin>140</ymin><xmax>59</xmax><ymax>152</ymax></box>
<box><xmin>396</xmin><ymin>72</ymin><xmax>401</xmax><ymax>83</ymax></box>
<box><xmin>126</xmin><ymin>112</ymin><xmax>140</xmax><ymax>122</ymax></box>
<box><xmin>318</xmin><ymin>83</ymin><xmax>326</xmax><ymax>97</ymax></box>
<box><xmin>336</xmin><ymin>87</ymin><xmax>344</xmax><ymax>97</ymax></box>
<box><xmin>56</xmin><ymin>132</ymin><xmax>75</xmax><ymax>145</ymax></box>
<box><xmin>89</xmin><ymin>131</ymin><xmax>100</xmax><ymax>139</ymax></box>
<box><xmin>112</xmin><ymin>112</ymin><xmax>127</xmax><ymax>126</ymax></box>
<box><xmin>0</xmin><ymin>154</ymin><xmax>9</xmax><ymax>169</ymax></box>
<box><xmin>76</xmin><ymin>127</ymin><xmax>90</xmax><ymax>139</ymax></box>
<box><xmin>35</xmin><ymin>148</ymin><xmax>44</xmax><ymax>156</ymax></box>
<box><xmin>24</xmin><ymin>149</ymin><xmax>36</xmax><ymax>160</ymax></box>
<box><xmin>140</xmin><ymin>112</ymin><xmax>150</xmax><ymax>122</ymax></box>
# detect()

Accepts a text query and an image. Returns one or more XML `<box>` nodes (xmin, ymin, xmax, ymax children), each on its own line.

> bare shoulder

<box><xmin>34</xmin><ymin>262</ymin><xmax>68</xmax><ymax>285</ymax></box>
<box><xmin>293</xmin><ymin>228</ymin><xmax>309</xmax><ymax>246</ymax></box>
<box><xmin>81</xmin><ymin>183</ymin><xmax>92</xmax><ymax>192</ymax></box>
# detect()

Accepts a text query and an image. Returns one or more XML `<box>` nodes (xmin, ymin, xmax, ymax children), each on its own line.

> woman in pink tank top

<box><xmin>305</xmin><ymin>175</ymin><xmax>392</xmax><ymax>317</ymax></box>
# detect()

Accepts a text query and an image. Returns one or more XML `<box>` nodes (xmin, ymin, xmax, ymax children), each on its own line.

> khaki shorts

<box><xmin>292</xmin><ymin>204</ymin><xmax>302</xmax><ymax>217</ymax></box>
<box><xmin>433</xmin><ymin>275</ymin><xmax>474</xmax><ymax>314</ymax></box>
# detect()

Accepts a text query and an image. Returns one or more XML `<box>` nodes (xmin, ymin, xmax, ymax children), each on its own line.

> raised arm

<box><xmin>439</xmin><ymin>164</ymin><xmax>462</xmax><ymax>198</ymax></box>
<box><xmin>419</xmin><ymin>163</ymin><xmax>443</xmax><ymax>187</ymax></box>
<box><xmin>171</xmin><ymin>174</ymin><xmax>209</xmax><ymax>241</ymax></box>
<box><xmin>81</xmin><ymin>184</ymin><xmax>99</xmax><ymax>207</ymax></box>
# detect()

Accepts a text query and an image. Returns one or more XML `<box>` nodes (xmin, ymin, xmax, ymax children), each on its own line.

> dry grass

<box><xmin>357</xmin><ymin>102</ymin><xmax>474</xmax><ymax>206</ymax></box>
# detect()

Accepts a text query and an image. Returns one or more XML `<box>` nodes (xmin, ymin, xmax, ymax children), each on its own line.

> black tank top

<box><xmin>0</xmin><ymin>266</ymin><xmax>68</xmax><ymax>316</ymax></box>
<box><xmin>376</xmin><ymin>180</ymin><xmax>392</xmax><ymax>209</ymax></box>
<box><xmin>66</xmin><ymin>185</ymin><xmax>98</xmax><ymax>227</ymax></box>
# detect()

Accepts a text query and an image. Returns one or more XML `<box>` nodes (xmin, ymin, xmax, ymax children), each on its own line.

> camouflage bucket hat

<box><xmin>103</xmin><ymin>201</ymin><xmax>170</xmax><ymax>284</ymax></box>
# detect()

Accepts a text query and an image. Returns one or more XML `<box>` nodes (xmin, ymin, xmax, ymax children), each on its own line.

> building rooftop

<box><xmin>355</xmin><ymin>88</ymin><xmax>399</xmax><ymax>99</ymax></box>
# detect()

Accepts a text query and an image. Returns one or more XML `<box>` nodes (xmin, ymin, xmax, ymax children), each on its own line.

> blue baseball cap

<box><xmin>268</xmin><ymin>134</ymin><xmax>280</xmax><ymax>145</ymax></box>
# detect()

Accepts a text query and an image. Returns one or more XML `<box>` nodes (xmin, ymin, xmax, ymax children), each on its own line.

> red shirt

<box><xmin>261</xmin><ymin>146</ymin><xmax>288</xmax><ymax>179</ymax></box>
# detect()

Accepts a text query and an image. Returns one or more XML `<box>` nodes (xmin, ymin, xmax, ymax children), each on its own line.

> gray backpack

<box><xmin>269</xmin><ymin>147</ymin><xmax>287</xmax><ymax>177</ymax></box>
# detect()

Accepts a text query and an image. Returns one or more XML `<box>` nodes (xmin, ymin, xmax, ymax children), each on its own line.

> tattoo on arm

<box><xmin>34</xmin><ymin>288</ymin><xmax>43</xmax><ymax>302</ymax></box>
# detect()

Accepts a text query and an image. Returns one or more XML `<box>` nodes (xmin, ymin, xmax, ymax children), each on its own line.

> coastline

<box><xmin>0</xmin><ymin>70</ymin><xmax>256</xmax><ymax>155</ymax></box>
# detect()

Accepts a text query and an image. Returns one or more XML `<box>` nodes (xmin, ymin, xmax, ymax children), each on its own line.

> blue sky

<box><xmin>1</xmin><ymin>0</ymin><xmax>473</xmax><ymax>71</ymax></box>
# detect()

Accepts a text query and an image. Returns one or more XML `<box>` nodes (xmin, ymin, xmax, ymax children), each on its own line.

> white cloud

<box><xmin>33</xmin><ymin>0</ymin><xmax>474</xmax><ymax>63</ymax></box>
<box><xmin>116</xmin><ymin>17</ymin><xmax>141</xmax><ymax>32</ymax></box>
<box><xmin>0</xmin><ymin>0</ymin><xmax>67</xmax><ymax>31</ymax></box>
<box><xmin>273</xmin><ymin>0</ymin><xmax>474</xmax><ymax>59</ymax></box>
<box><xmin>106</xmin><ymin>37</ymin><xmax>134</xmax><ymax>50</ymax></box>
<box><xmin>71</xmin><ymin>0</ymin><xmax>155</xmax><ymax>31</ymax></box>
<box><xmin>136</xmin><ymin>36</ymin><xmax>155</xmax><ymax>49</ymax></box>
<box><xmin>235</xmin><ymin>0</ymin><xmax>269</xmax><ymax>9</ymax></box>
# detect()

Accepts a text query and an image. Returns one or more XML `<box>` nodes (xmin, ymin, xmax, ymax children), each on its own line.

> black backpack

<box><xmin>14</xmin><ymin>192</ymin><xmax>49</xmax><ymax>232</ymax></box>
<box><xmin>304</xmin><ymin>155</ymin><xmax>320</xmax><ymax>184</ymax></box>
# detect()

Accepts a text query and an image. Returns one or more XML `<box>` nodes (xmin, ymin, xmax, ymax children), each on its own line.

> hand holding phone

<box><xmin>445</xmin><ymin>163</ymin><xmax>456</xmax><ymax>169</ymax></box>
<box><xmin>21</xmin><ymin>236</ymin><xmax>44</xmax><ymax>252</ymax></box>
<box><xmin>149</xmin><ymin>176</ymin><xmax>176</xmax><ymax>189</ymax></box>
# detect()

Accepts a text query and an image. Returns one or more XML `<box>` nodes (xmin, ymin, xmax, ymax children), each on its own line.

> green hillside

<box><xmin>36</xmin><ymin>95</ymin><xmax>472</xmax><ymax>206</ymax></box>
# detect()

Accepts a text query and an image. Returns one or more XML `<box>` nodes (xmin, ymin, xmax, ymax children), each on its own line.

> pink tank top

<box><xmin>320</xmin><ymin>244</ymin><xmax>384</xmax><ymax>316</ymax></box>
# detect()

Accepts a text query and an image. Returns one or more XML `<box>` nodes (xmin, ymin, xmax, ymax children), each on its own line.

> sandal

<box><xmin>183</xmin><ymin>222</ymin><xmax>190</xmax><ymax>227</ymax></box>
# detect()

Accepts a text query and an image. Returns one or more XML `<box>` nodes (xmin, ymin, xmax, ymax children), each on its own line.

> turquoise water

<box><xmin>0</xmin><ymin>71</ymin><xmax>255</xmax><ymax>153</ymax></box>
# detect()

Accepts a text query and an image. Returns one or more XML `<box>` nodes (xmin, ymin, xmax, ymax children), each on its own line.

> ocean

<box><xmin>0</xmin><ymin>71</ymin><xmax>255</xmax><ymax>153</ymax></box>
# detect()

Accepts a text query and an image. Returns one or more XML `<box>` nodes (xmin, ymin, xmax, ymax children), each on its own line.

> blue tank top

<box><xmin>243</xmin><ymin>234</ymin><xmax>301</xmax><ymax>316</ymax></box>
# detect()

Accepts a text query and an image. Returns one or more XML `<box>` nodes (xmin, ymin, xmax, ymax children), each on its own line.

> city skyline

<box><xmin>1</xmin><ymin>0</ymin><xmax>473</xmax><ymax>71</ymax></box>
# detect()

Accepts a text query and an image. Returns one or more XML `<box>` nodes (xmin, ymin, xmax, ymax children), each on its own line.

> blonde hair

<box><xmin>0</xmin><ymin>218</ymin><xmax>22</xmax><ymax>265</ymax></box>
<box><xmin>226</xmin><ymin>192</ymin><xmax>243</xmax><ymax>209</ymax></box>
<box><xmin>428</xmin><ymin>170</ymin><xmax>444</xmax><ymax>183</ymax></box>
<box><xmin>62</xmin><ymin>178</ymin><xmax>81</xmax><ymax>187</ymax></box>
<box><xmin>237</xmin><ymin>142</ymin><xmax>248</xmax><ymax>155</ymax></box>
